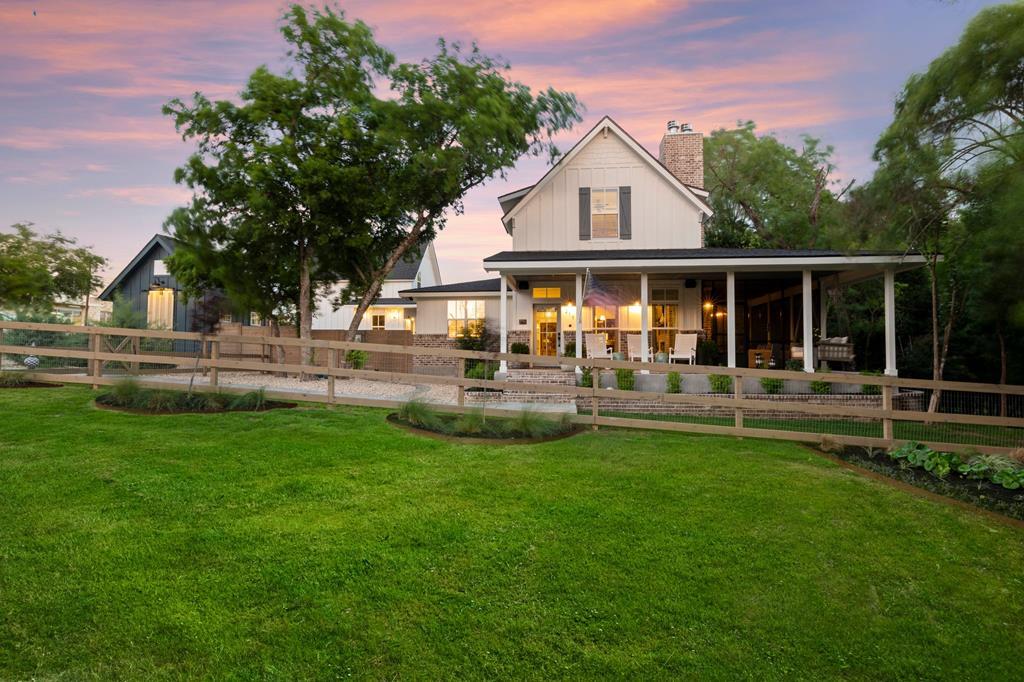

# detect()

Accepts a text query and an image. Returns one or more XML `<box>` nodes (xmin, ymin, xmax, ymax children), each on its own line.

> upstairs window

<box><xmin>153</xmin><ymin>259</ymin><xmax>168</xmax><ymax>276</ymax></box>
<box><xmin>591</xmin><ymin>188</ymin><xmax>619</xmax><ymax>239</ymax></box>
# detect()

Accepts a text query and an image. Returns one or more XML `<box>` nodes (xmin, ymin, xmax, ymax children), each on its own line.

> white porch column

<box><xmin>726</xmin><ymin>271</ymin><xmax>736</xmax><ymax>368</ymax></box>
<box><xmin>640</xmin><ymin>272</ymin><xmax>649</xmax><ymax>368</ymax></box>
<box><xmin>884</xmin><ymin>268</ymin><xmax>897</xmax><ymax>376</ymax></box>
<box><xmin>802</xmin><ymin>269</ymin><xmax>814</xmax><ymax>373</ymax></box>
<box><xmin>499</xmin><ymin>272</ymin><xmax>508</xmax><ymax>373</ymax></box>
<box><xmin>575</xmin><ymin>272</ymin><xmax>583</xmax><ymax>372</ymax></box>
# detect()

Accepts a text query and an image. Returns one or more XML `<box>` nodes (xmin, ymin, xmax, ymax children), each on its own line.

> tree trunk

<box><xmin>344</xmin><ymin>217</ymin><xmax>427</xmax><ymax>341</ymax></box>
<box><xmin>927</xmin><ymin>272</ymin><xmax>960</xmax><ymax>414</ymax></box>
<box><xmin>926</xmin><ymin>258</ymin><xmax>942</xmax><ymax>413</ymax></box>
<box><xmin>998</xmin><ymin>327</ymin><xmax>1007</xmax><ymax>418</ymax></box>
<box><xmin>269</xmin><ymin>317</ymin><xmax>285</xmax><ymax>377</ymax></box>
<box><xmin>298</xmin><ymin>241</ymin><xmax>314</xmax><ymax>379</ymax></box>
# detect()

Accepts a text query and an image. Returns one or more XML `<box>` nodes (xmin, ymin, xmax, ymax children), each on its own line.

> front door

<box><xmin>534</xmin><ymin>305</ymin><xmax>560</xmax><ymax>356</ymax></box>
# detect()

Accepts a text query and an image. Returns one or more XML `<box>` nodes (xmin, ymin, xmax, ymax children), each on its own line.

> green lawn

<box><xmin>2</xmin><ymin>387</ymin><xmax>1023</xmax><ymax>679</ymax></box>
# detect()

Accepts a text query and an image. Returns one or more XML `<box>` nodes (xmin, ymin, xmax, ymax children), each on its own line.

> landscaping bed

<box><xmin>95</xmin><ymin>379</ymin><xmax>294</xmax><ymax>414</ymax></box>
<box><xmin>390</xmin><ymin>400</ymin><xmax>581</xmax><ymax>442</ymax></box>
<box><xmin>0</xmin><ymin>372</ymin><xmax>61</xmax><ymax>389</ymax></box>
<box><xmin>831</xmin><ymin>442</ymin><xmax>1024</xmax><ymax>521</ymax></box>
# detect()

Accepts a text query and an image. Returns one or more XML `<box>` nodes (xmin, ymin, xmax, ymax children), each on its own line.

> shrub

<box><xmin>785</xmin><ymin>359</ymin><xmax>803</xmax><ymax>372</ymax></box>
<box><xmin>708</xmin><ymin>374</ymin><xmax>733</xmax><ymax>394</ymax></box>
<box><xmin>615</xmin><ymin>368</ymin><xmax>635</xmax><ymax>391</ymax></box>
<box><xmin>696</xmin><ymin>339</ymin><xmax>719</xmax><ymax>365</ymax></box>
<box><xmin>1009</xmin><ymin>448</ymin><xmax>1024</xmax><ymax>467</ymax></box>
<box><xmin>759</xmin><ymin>377</ymin><xmax>784</xmax><ymax>394</ymax></box>
<box><xmin>504</xmin><ymin>409</ymin><xmax>561</xmax><ymax>439</ymax></box>
<box><xmin>145</xmin><ymin>390</ymin><xmax>181</xmax><ymax>413</ymax></box>
<box><xmin>465</xmin><ymin>362</ymin><xmax>496</xmax><ymax>381</ymax></box>
<box><xmin>399</xmin><ymin>400</ymin><xmax>444</xmax><ymax>431</ymax></box>
<box><xmin>810</xmin><ymin>371</ymin><xmax>831</xmax><ymax>395</ymax></box>
<box><xmin>229</xmin><ymin>388</ymin><xmax>268</xmax><ymax>411</ymax></box>
<box><xmin>860</xmin><ymin>370</ymin><xmax>882</xmax><ymax>395</ymax></box>
<box><xmin>345</xmin><ymin>349</ymin><xmax>368</xmax><ymax>369</ymax></box>
<box><xmin>454</xmin><ymin>409</ymin><xmax>487</xmax><ymax>435</ymax></box>
<box><xmin>579</xmin><ymin>366</ymin><xmax>593</xmax><ymax>388</ymax></box>
<box><xmin>666</xmin><ymin>371</ymin><xmax>682</xmax><ymax>394</ymax></box>
<box><xmin>958</xmin><ymin>453</ymin><xmax>1016</xmax><ymax>480</ymax></box>
<box><xmin>818</xmin><ymin>435</ymin><xmax>843</xmax><ymax>454</ymax></box>
<box><xmin>563</xmin><ymin>341</ymin><xmax>576</xmax><ymax>358</ymax></box>
<box><xmin>888</xmin><ymin>442</ymin><xmax>962</xmax><ymax>479</ymax></box>
<box><xmin>510</xmin><ymin>342</ymin><xmax>529</xmax><ymax>354</ymax></box>
<box><xmin>111</xmin><ymin>378</ymin><xmax>143</xmax><ymax>407</ymax></box>
<box><xmin>0</xmin><ymin>372</ymin><xmax>30</xmax><ymax>388</ymax></box>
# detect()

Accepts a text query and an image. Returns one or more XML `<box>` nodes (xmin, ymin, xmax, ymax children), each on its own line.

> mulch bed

<box><xmin>387</xmin><ymin>413</ymin><xmax>584</xmax><ymax>445</ymax></box>
<box><xmin>0</xmin><ymin>382</ymin><xmax>63</xmax><ymax>389</ymax></box>
<box><xmin>814</xmin><ymin>445</ymin><xmax>1024</xmax><ymax>525</ymax></box>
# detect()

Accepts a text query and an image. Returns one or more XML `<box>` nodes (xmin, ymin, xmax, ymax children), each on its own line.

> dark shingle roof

<box><xmin>386</xmin><ymin>250</ymin><xmax>425</xmax><ymax>280</ymax></box>
<box><xmin>99</xmin><ymin>234</ymin><xmax>178</xmax><ymax>300</ymax></box>
<box><xmin>373</xmin><ymin>297</ymin><xmax>415</xmax><ymax>306</ymax></box>
<box><xmin>400</xmin><ymin>278</ymin><xmax>501</xmax><ymax>295</ymax></box>
<box><xmin>483</xmin><ymin>248</ymin><xmax>914</xmax><ymax>262</ymax></box>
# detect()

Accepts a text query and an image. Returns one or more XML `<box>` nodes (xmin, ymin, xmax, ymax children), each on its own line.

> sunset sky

<box><xmin>0</xmin><ymin>0</ymin><xmax>997</xmax><ymax>285</ymax></box>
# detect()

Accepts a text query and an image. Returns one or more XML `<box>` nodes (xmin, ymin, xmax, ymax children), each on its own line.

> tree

<box><xmin>0</xmin><ymin>223</ymin><xmax>106</xmax><ymax>313</ymax></box>
<box><xmin>339</xmin><ymin>41</ymin><xmax>582</xmax><ymax>336</ymax></box>
<box><xmin>702</xmin><ymin>122</ymin><xmax>852</xmax><ymax>249</ymax></box>
<box><xmin>163</xmin><ymin>4</ymin><xmax>396</xmax><ymax>371</ymax></box>
<box><xmin>870</xmin><ymin>2</ymin><xmax>1024</xmax><ymax>408</ymax></box>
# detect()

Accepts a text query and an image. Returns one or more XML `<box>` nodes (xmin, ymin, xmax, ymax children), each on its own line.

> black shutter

<box><xmin>619</xmin><ymin>186</ymin><xmax>631</xmax><ymax>240</ymax></box>
<box><xmin>579</xmin><ymin>187</ymin><xmax>591</xmax><ymax>241</ymax></box>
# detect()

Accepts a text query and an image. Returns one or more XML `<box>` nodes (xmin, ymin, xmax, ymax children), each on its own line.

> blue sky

<box><xmin>0</xmin><ymin>0</ymin><xmax>998</xmax><ymax>284</ymax></box>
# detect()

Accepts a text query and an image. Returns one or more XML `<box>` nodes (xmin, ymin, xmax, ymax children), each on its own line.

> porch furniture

<box><xmin>747</xmin><ymin>346</ymin><xmax>773</xmax><ymax>369</ymax></box>
<box><xmin>585</xmin><ymin>333</ymin><xmax>612</xmax><ymax>359</ymax></box>
<box><xmin>817</xmin><ymin>337</ymin><xmax>856</xmax><ymax>367</ymax></box>
<box><xmin>626</xmin><ymin>334</ymin><xmax>652</xmax><ymax>362</ymax></box>
<box><xmin>669</xmin><ymin>333</ymin><xmax>697</xmax><ymax>364</ymax></box>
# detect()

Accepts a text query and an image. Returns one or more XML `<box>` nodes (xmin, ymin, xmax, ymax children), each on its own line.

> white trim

<box><xmin>726</xmin><ymin>272</ymin><xmax>736</xmax><ymax>368</ymax></box>
<box><xmin>884</xmin><ymin>269</ymin><xmax>897</xmax><ymax>376</ymax></box>
<box><xmin>802</xmin><ymin>270</ymin><xmax>814</xmax><ymax>373</ymax></box>
<box><xmin>484</xmin><ymin>254</ymin><xmax>928</xmax><ymax>274</ymax></box>
<box><xmin>500</xmin><ymin>116</ymin><xmax>713</xmax><ymax>234</ymax></box>
<box><xmin>402</xmin><ymin>291</ymin><xmax>504</xmax><ymax>300</ymax></box>
<box><xmin>499</xmin><ymin>273</ymin><xmax>508</xmax><ymax>373</ymax></box>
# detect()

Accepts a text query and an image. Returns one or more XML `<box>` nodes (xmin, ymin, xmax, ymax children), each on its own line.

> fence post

<box><xmin>457</xmin><ymin>358</ymin><xmax>465</xmax><ymax>408</ymax></box>
<box><xmin>327</xmin><ymin>348</ymin><xmax>337</xmax><ymax>403</ymax></box>
<box><xmin>130</xmin><ymin>337</ymin><xmax>140</xmax><ymax>375</ymax></box>
<box><xmin>734</xmin><ymin>373</ymin><xmax>744</xmax><ymax>429</ymax></box>
<box><xmin>210</xmin><ymin>339</ymin><xmax>220</xmax><ymax>387</ymax></box>
<box><xmin>882</xmin><ymin>383</ymin><xmax>894</xmax><ymax>445</ymax></box>
<box><xmin>591</xmin><ymin>365</ymin><xmax>600</xmax><ymax>430</ymax></box>
<box><xmin>91</xmin><ymin>331</ymin><xmax>102</xmax><ymax>389</ymax></box>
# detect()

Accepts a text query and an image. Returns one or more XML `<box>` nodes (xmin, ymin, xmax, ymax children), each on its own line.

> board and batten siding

<box><xmin>510</xmin><ymin>132</ymin><xmax>704</xmax><ymax>251</ymax></box>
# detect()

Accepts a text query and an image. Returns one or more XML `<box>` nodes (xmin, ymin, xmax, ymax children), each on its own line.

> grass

<box><xmin>2</xmin><ymin>386</ymin><xmax>1024</xmax><ymax>679</ymax></box>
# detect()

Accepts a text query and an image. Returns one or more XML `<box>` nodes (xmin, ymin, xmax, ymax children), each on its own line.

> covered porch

<box><xmin>484</xmin><ymin>249</ymin><xmax>927</xmax><ymax>376</ymax></box>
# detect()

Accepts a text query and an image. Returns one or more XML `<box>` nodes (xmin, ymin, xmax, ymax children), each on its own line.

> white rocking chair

<box><xmin>585</xmin><ymin>333</ymin><xmax>613</xmax><ymax>359</ymax></box>
<box><xmin>626</xmin><ymin>334</ymin><xmax>652</xmax><ymax>362</ymax></box>
<box><xmin>669</xmin><ymin>333</ymin><xmax>697</xmax><ymax>364</ymax></box>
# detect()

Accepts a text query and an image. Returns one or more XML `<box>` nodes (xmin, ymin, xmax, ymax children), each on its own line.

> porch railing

<box><xmin>2</xmin><ymin>320</ymin><xmax>1023</xmax><ymax>454</ymax></box>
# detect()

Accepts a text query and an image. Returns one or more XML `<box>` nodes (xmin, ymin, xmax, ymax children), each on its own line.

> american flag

<box><xmin>582</xmin><ymin>269</ymin><xmax>623</xmax><ymax>307</ymax></box>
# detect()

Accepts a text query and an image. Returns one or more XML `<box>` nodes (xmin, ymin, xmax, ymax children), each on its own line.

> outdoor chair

<box><xmin>626</xmin><ymin>334</ymin><xmax>652</xmax><ymax>362</ymax></box>
<box><xmin>585</xmin><ymin>333</ymin><xmax>613</xmax><ymax>359</ymax></box>
<box><xmin>669</xmin><ymin>333</ymin><xmax>697</xmax><ymax>364</ymax></box>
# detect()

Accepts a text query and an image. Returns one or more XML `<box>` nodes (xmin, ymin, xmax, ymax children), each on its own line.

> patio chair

<box><xmin>669</xmin><ymin>333</ymin><xmax>697</xmax><ymax>364</ymax></box>
<box><xmin>626</xmin><ymin>334</ymin><xmax>652</xmax><ymax>362</ymax></box>
<box><xmin>585</xmin><ymin>333</ymin><xmax>613</xmax><ymax>359</ymax></box>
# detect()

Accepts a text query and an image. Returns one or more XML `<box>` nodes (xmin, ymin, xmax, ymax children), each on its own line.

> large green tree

<box><xmin>702</xmin><ymin>121</ymin><xmax>851</xmax><ymax>249</ymax></box>
<box><xmin>0</xmin><ymin>223</ymin><xmax>106</xmax><ymax>314</ymax></box>
<box><xmin>870</xmin><ymin>2</ymin><xmax>1024</xmax><ymax>403</ymax></box>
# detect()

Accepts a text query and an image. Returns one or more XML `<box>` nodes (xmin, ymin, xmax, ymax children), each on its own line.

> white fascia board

<box><xmin>483</xmin><ymin>254</ymin><xmax>929</xmax><ymax>274</ymax></box>
<box><xmin>400</xmin><ymin>291</ymin><xmax>505</xmax><ymax>300</ymax></box>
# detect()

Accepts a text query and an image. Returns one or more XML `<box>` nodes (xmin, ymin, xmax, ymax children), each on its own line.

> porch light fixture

<box><xmin>629</xmin><ymin>301</ymin><xmax>641</xmax><ymax>313</ymax></box>
<box><xmin>703</xmin><ymin>300</ymin><xmax>714</xmax><ymax>310</ymax></box>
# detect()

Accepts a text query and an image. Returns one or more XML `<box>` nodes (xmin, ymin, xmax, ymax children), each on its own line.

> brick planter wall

<box><xmin>412</xmin><ymin>334</ymin><xmax>460</xmax><ymax>376</ymax></box>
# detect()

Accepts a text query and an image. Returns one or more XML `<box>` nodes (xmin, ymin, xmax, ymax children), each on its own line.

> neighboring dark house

<box><xmin>98</xmin><ymin>234</ymin><xmax>254</xmax><ymax>332</ymax></box>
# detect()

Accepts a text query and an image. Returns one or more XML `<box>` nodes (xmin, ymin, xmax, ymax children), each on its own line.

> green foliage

<box><xmin>504</xmin><ymin>409</ymin><xmax>565</xmax><ymax>439</ymax></box>
<box><xmin>510</xmin><ymin>342</ymin><xmax>529</xmax><ymax>355</ymax></box>
<box><xmin>696</xmin><ymin>339</ymin><xmax>719</xmax><ymax>366</ymax></box>
<box><xmin>614</xmin><ymin>368</ymin><xmax>635</xmax><ymax>391</ymax></box>
<box><xmin>101</xmin><ymin>292</ymin><xmax>147</xmax><ymax>329</ymax></box>
<box><xmin>708</xmin><ymin>374</ymin><xmax>733</xmax><ymax>394</ymax></box>
<box><xmin>98</xmin><ymin>381</ymin><xmax>276</xmax><ymax>413</ymax></box>
<box><xmin>785</xmin><ymin>359</ymin><xmax>803</xmax><ymax>372</ymax></box>
<box><xmin>957</xmin><ymin>453</ymin><xmax>1016</xmax><ymax>481</ymax></box>
<box><xmin>702</xmin><ymin>122</ymin><xmax>848</xmax><ymax>249</ymax></box>
<box><xmin>0</xmin><ymin>372</ymin><xmax>29</xmax><ymax>388</ymax></box>
<box><xmin>465</xmin><ymin>362</ymin><xmax>496</xmax><ymax>381</ymax></box>
<box><xmin>453</xmin><ymin>409</ymin><xmax>487</xmax><ymax>435</ymax></box>
<box><xmin>579</xmin><ymin>366</ymin><xmax>593</xmax><ymax>388</ymax></box>
<box><xmin>398</xmin><ymin>400</ymin><xmax>444</xmax><ymax>431</ymax></box>
<box><xmin>666</xmin><ymin>371</ymin><xmax>682</xmax><ymax>394</ymax></box>
<box><xmin>345</xmin><ymin>349</ymin><xmax>369</xmax><ymax>369</ymax></box>
<box><xmin>860</xmin><ymin>370</ymin><xmax>883</xmax><ymax>395</ymax></box>
<box><xmin>0</xmin><ymin>223</ymin><xmax>106</xmax><ymax>311</ymax></box>
<box><xmin>563</xmin><ymin>341</ymin><xmax>576</xmax><ymax>358</ymax></box>
<box><xmin>810</xmin><ymin>372</ymin><xmax>832</xmax><ymax>395</ymax></box>
<box><xmin>396</xmin><ymin>403</ymin><xmax>570</xmax><ymax>440</ymax></box>
<box><xmin>759</xmin><ymin>377</ymin><xmax>784</xmax><ymax>394</ymax></box>
<box><xmin>888</xmin><ymin>442</ymin><xmax>963</xmax><ymax>479</ymax></box>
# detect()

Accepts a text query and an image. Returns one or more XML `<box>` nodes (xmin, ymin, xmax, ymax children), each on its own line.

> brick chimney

<box><xmin>658</xmin><ymin>120</ymin><xmax>704</xmax><ymax>189</ymax></box>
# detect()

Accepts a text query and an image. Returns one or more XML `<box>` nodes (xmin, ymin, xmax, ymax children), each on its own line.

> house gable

<box><xmin>502</xmin><ymin>117</ymin><xmax>710</xmax><ymax>252</ymax></box>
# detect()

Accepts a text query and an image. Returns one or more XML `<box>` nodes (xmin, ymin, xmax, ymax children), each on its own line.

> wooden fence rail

<box><xmin>2</xmin><ymin>321</ymin><xmax>1023</xmax><ymax>454</ymax></box>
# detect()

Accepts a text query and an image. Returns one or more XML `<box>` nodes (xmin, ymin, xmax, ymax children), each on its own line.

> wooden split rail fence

<box><xmin>2</xmin><ymin>321</ymin><xmax>1023</xmax><ymax>454</ymax></box>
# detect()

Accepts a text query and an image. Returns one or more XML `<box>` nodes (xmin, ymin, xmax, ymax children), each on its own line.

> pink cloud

<box><xmin>71</xmin><ymin>186</ymin><xmax>192</xmax><ymax>207</ymax></box>
<box><xmin>0</xmin><ymin>117</ymin><xmax>180</xmax><ymax>150</ymax></box>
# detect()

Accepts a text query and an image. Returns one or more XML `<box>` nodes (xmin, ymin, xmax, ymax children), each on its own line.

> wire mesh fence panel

<box><xmin>0</xmin><ymin>324</ymin><xmax>90</xmax><ymax>372</ymax></box>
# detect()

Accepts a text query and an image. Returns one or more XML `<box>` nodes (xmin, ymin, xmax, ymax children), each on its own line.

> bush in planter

<box><xmin>810</xmin><ymin>371</ymin><xmax>832</xmax><ymax>395</ymax></box>
<box><xmin>860</xmin><ymin>370</ymin><xmax>882</xmax><ymax>395</ymax></box>
<box><xmin>708</xmin><ymin>373</ymin><xmax>733</xmax><ymax>394</ymax></box>
<box><xmin>696</xmin><ymin>339</ymin><xmax>719</xmax><ymax>365</ymax></box>
<box><xmin>345</xmin><ymin>349</ymin><xmax>369</xmax><ymax>369</ymax></box>
<box><xmin>563</xmin><ymin>341</ymin><xmax>576</xmax><ymax>358</ymax></box>
<box><xmin>465</xmin><ymin>362</ymin><xmax>496</xmax><ymax>381</ymax></box>
<box><xmin>579</xmin><ymin>366</ymin><xmax>593</xmax><ymax>388</ymax></box>
<box><xmin>785</xmin><ymin>359</ymin><xmax>803</xmax><ymax>372</ymax></box>
<box><xmin>510</xmin><ymin>342</ymin><xmax>529</xmax><ymax>355</ymax></box>
<box><xmin>759</xmin><ymin>376</ymin><xmax>784</xmax><ymax>394</ymax></box>
<box><xmin>666</xmin><ymin>371</ymin><xmax>682</xmax><ymax>394</ymax></box>
<box><xmin>614</xmin><ymin>368</ymin><xmax>635</xmax><ymax>391</ymax></box>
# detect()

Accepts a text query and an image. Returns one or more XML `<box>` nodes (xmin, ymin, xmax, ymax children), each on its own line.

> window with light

<box><xmin>447</xmin><ymin>300</ymin><xmax>486</xmax><ymax>338</ymax></box>
<box><xmin>590</xmin><ymin>188</ymin><xmax>619</xmax><ymax>239</ymax></box>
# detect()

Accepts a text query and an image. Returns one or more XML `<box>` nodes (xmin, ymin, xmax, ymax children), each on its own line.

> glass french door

<box><xmin>534</xmin><ymin>305</ymin><xmax>560</xmax><ymax>356</ymax></box>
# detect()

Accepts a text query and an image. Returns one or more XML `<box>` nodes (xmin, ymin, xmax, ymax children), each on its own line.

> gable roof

<box><xmin>500</xmin><ymin>116</ymin><xmax>713</xmax><ymax>235</ymax></box>
<box><xmin>400</xmin><ymin>277</ymin><xmax>501</xmax><ymax>296</ymax></box>
<box><xmin>386</xmin><ymin>249</ymin><xmax>425</xmax><ymax>280</ymax></box>
<box><xmin>98</xmin><ymin>234</ymin><xmax>177</xmax><ymax>300</ymax></box>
